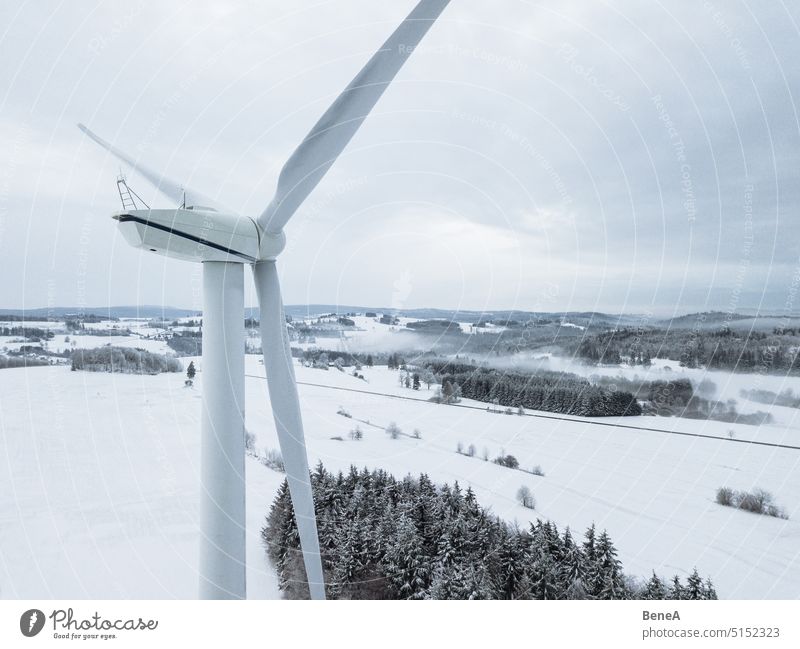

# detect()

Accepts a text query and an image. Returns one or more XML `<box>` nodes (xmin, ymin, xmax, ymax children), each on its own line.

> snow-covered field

<box><xmin>1</xmin><ymin>358</ymin><xmax>799</xmax><ymax>599</ymax></box>
<box><xmin>0</xmin><ymin>318</ymin><xmax>175</xmax><ymax>356</ymax></box>
<box><xmin>0</xmin><ymin>362</ymin><xmax>279</xmax><ymax>599</ymax></box>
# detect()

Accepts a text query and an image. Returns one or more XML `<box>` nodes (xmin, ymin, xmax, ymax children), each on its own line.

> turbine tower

<box><xmin>80</xmin><ymin>0</ymin><xmax>450</xmax><ymax>600</ymax></box>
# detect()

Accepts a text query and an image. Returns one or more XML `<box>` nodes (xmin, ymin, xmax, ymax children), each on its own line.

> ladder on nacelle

<box><xmin>116</xmin><ymin>172</ymin><xmax>149</xmax><ymax>211</ymax></box>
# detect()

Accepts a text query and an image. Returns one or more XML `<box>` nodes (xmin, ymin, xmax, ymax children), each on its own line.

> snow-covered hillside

<box><xmin>1</xmin><ymin>358</ymin><xmax>799</xmax><ymax>599</ymax></box>
<box><xmin>0</xmin><ymin>362</ymin><xmax>279</xmax><ymax>598</ymax></box>
<box><xmin>0</xmin><ymin>317</ymin><xmax>175</xmax><ymax>356</ymax></box>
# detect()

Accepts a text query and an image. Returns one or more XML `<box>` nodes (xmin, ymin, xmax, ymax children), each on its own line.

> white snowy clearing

<box><xmin>1</xmin><ymin>358</ymin><xmax>799</xmax><ymax>599</ymax></box>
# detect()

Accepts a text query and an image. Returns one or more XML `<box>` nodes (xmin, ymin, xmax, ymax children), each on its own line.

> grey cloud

<box><xmin>1</xmin><ymin>0</ymin><xmax>798</xmax><ymax>313</ymax></box>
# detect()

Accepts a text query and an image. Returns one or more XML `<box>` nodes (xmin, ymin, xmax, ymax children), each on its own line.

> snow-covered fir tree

<box><xmin>384</xmin><ymin>513</ymin><xmax>430</xmax><ymax>598</ymax></box>
<box><xmin>642</xmin><ymin>572</ymin><xmax>667</xmax><ymax>600</ymax></box>
<box><xmin>262</xmin><ymin>464</ymin><xmax>717</xmax><ymax>600</ymax></box>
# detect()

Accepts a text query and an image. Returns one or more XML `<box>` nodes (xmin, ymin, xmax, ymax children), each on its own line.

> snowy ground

<box><xmin>0</xmin><ymin>336</ymin><xmax>172</xmax><ymax>356</ymax></box>
<box><xmin>267</xmin><ymin>361</ymin><xmax>800</xmax><ymax>599</ymax></box>
<box><xmin>0</xmin><ymin>317</ymin><xmax>175</xmax><ymax>357</ymax></box>
<box><xmin>1</xmin><ymin>358</ymin><xmax>799</xmax><ymax>599</ymax></box>
<box><xmin>0</xmin><ymin>320</ymin><xmax>63</xmax><ymax>330</ymax></box>
<box><xmin>0</xmin><ymin>363</ymin><xmax>280</xmax><ymax>598</ymax></box>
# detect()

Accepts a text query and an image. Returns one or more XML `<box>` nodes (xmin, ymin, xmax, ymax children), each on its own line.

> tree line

<box><xmin>263</xmin><ymin>464</ymin><xmax>716</xmax><ymax>600</ymax></box>
<box><xmin>0</xmin><ymin>326</ymin><xmax>55</xmax><ymax>341</ymax></box>
<box><xmin>424</xmin><ymin>360</ymin><xmax>642</xmax><ymax>417</ymax></box>
<box><xmin>0</xmin><ymin>355</ymin><xmax>50</xmax><ymax>369</ymax></box>
<box><xmin>569</xmin><ymin>327</ymin><xmax>800</xmax><ymax>372</ymax></box>
<box><xmin>71</xmin><ymin>346</ymin><xmax>182</xmax><ymax>374</ymax></box>
<box><xmin>167</xmin><ymin>332</ymin><xmax>202</xmax><ymax>356</ymax></box>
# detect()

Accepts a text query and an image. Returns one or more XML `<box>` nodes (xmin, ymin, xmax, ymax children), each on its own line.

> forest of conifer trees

<box><xmin>262</xmin><ymin>465</ymin><xmax>716</xmax><ymax>600</ymax></box>
<box><xmin>569</xmin><ymin>327</ymin><xmax>800</xmax><ymax>372</ymax></box>
<box><xmin>70</xmin><ymin>346</ymin><xmax>183</xmax><ymax>374</ymax></box>
<box><xmin>425</xmin><ymin>360</ymin><xmax>642</xmax><ymax>417</ymax></box>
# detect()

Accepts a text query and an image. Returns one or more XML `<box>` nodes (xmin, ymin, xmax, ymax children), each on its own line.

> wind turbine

<box><xmin>79</xmin><ymin>0</ymin><xmax>451</xmax><ymax>600</ymax></box>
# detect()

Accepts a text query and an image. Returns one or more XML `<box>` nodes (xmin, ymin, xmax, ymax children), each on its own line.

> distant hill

<box><xmin>3</xmin><ymin>305</ymin><xmax>798</xmax><ymax>330</ymax></box>
<box><xmin>282</xmin><ymin>306</ymin><xmax>646</xmax><ymax>327</ymax></box>
<box><xmin>656</xmin><ymin>311</ymin><xmax>751</xmax><ymax>329</ymax></box>
<box><xmin>655</xmin><ymin>311</ymin><xmax>800</xmax><ymax>332</ymax></box>
<box><xmin>0</xmin><ymin>306</ymin><xmax>200</xmax><ymax>319</ymax></box>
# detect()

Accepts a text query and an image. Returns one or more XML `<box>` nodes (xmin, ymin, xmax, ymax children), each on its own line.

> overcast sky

<box><xmin>1</xmin><ymin>0</ymin><xmax>799</xmax><ymax>315</ymax></box>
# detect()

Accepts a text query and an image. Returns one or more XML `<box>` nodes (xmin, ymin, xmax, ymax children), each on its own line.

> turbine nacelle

<box><xmin>112</xmin><ymin>208</ymin><xmax>285</xmax><ymax>263</ymax></box>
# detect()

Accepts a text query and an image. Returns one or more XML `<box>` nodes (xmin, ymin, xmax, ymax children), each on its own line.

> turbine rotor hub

<box><xmin>258</xmin><ymin>228</ymin><xmax>286</xmax><ymax>261</ymax></box>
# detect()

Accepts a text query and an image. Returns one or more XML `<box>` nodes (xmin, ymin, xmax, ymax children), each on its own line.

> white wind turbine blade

<box><xmin>78</xmin><ymin>123</ymin><xmax>234</xmax><ymax>213</ymax></box>
<box><xmin>253</xmin><ymin>260</ymin><xmax>325</xmax><ymax>600</ymax></box>
<box><xmin>257</xmin><ymin>0</ymin><xmax>450</xmax><ymax>234</ymax></box>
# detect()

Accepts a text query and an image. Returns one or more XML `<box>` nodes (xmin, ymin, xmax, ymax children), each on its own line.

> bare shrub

<box><xmin>467</xmin><ymin>444</ymin><xmax>476</xmax><ymax>457</ymax></box>
<box><xmin>349</xmin><ymin>426</ymin><xmax>363</xmax><ymax>441</ymax></box>
<box><xmin>386</xmin><ymin>422</ymin><xmax>402</xmax><ymax>439</ymax></box>
<box><xmin>716</xmin><ymin>486</ymin><xmax>788</xmax><ymax>519</ymax></box>
<box><xmin>716</xmin><ymin>487</ymin><xmax>734</xmax><ymax>506</ymax></box>
<box><xmin>262</xmin><ymin>448</ymin><xmax>285</xmax><ymax>472</ymax></box>
<box><xmin>737</xmin><ymin>488</ymin><xmax>774</xmax><ymax>515</ymax></box>
<box><xmin>494</xmin><ymin>454</ymin><xmax>519</xmax><ymax>470</ymax></box>
<box><xmin>766</xmin><ymin>504</ymin><xmax>788</xmax><ymax>519</ymax></box>
<box><xmin>516</xmin><ymin>485</ymin><xmax>535</xmax><ymax>509</ymax></box>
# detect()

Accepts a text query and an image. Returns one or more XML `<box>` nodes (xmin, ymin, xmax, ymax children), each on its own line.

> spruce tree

<box><xmin>494</xmin><ymin>533</ymin><xmax>527</xmax><ymax>599</ymax></box>
<box><xmin>594</xmin><ymin>530</ymin><xmax>624</xmax><ymax>599</ymax></box>
<box><xmin>669</xmin><ymin>575</ymin><xmax>685</xmax><ymax>600</ymax></box>
<box><xmin>686</xmin><ymin>568</ymin><xmax>704</xmax><ymax>600</ymax></box>
<box><xmin>512</xmin><ymin>571</ymin><xmax>534</xmax><ymax>600</ymax></box>
<box><xmin>531</xmin><ymin>552</ymin><xmax>559</xmax><ymax>600</ymax></box>
<box><xmin>384</xmin><ymin>513</ymin><xmax>429</xmax><ymax>598</ymax></box>
<box><xmin>642</xmin><ymin>572</ymin><xmax>667</xmax><ymax>600</ymax></box>
<box><xmin>330</xmin><ymin>519</ymin><xmax>363</xmax><ymax>598</ymax></box>
<box><xmin>561</xmin><ymin>527</ymin><xmax>589</xmax><ymax>598</ymax></box>
<box><xmin>582</xmin><ymin>524</ymin><xmax>599</xmax><ymax>594</ymax></box>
